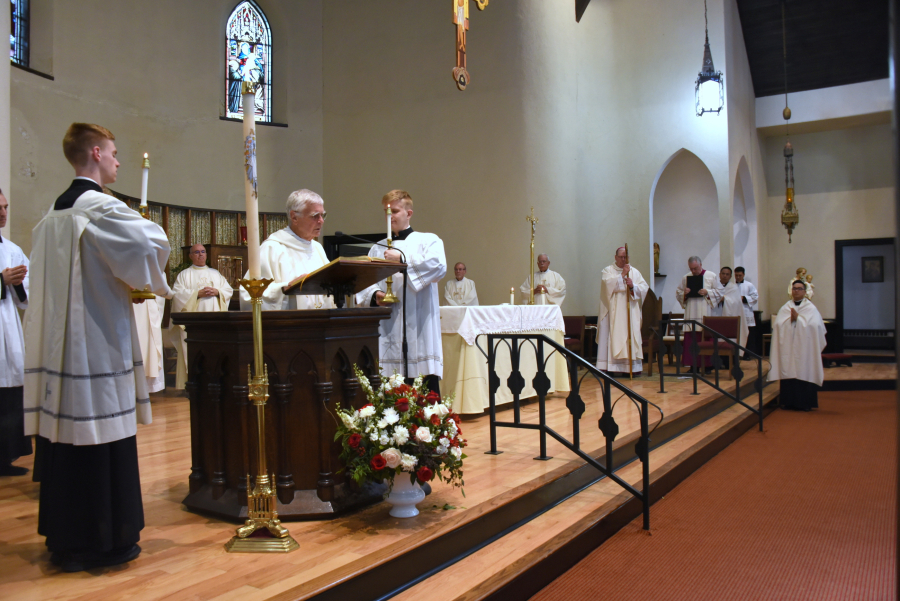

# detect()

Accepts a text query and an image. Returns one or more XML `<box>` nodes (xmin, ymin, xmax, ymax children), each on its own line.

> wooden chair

<box><xmin>563</xmin><ymin>315</ymin><xmax>586</xmax><ymax>358</ymax></box>
<box><xmin>640</xmin><ymin>290</ymin><xmax>662</xmax><ymax>376</ymax></box>
<box><xmin>661</xmin><ymin>312</ymin><xmax>684</xmax><ymax>365</ymax></box>
<box><xmin>697</xmin><ymin>316</ymin><xmax>740</xmax><ymax>378</ymax></box>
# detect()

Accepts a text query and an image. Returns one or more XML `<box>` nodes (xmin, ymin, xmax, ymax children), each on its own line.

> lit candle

<box><xmin>510</xmin><ymin>287</ymin><xmax>515</xmax><ymax>305</ymax></box>
<box><xmin>386</xmin><ymin>205</ymin><xmax>392</xmax><ymax>242</ymax></box>
<box><xmin>242</xmin><ymin>83</ymin><xmax>261</xmax><ymax>278</ymax></box>
<box><xmin>140</xmin><ymin>153</ymin><xmax>149</xmax><ymax>207</ymax></box>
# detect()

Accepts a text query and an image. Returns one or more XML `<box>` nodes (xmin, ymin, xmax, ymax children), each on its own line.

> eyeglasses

<box><xmin>191</xmin><ymin>250</ymin><xmax>207</xmax><ymax>255</ymax></box>
<box><xmin>306</xmin><ymin>211</ymin><xmax>327</xmax><ymax>221</ymax></box>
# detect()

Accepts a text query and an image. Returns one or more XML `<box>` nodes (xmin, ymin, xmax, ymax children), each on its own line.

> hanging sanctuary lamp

<box><xmin>695</xmin><ymin>0</ymin><xmax>724</xmax><ymax>116</ymax></box>
<box><xmin>779</xmin><ymin>0</ymin><xmax>798</xmax><ymax>242</ymax></box>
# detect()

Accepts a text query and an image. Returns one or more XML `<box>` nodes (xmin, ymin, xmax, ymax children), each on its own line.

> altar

<box><xmin>441</xmin><ymin>305</ymin><xmax>570</xmax><ymax>414</ymax></box>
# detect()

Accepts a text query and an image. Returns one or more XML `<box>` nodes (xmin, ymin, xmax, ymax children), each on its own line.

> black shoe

<box><xmin>0</xmin><ymin>464</ymin><xmax>29</xmax><ymax>476</ymax></box>
<box><xmin>60</xmin><ymin>544</ymin><xmax>141</xmax><ymax>572</ymax></box>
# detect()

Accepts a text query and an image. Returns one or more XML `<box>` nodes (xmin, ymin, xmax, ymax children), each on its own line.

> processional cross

<box><xmin>526</xmin><ymin>207</ymin><xmax>538</xmax><ymax>305</ymax></box>
<box><xmin>453</xmin><ymin>0</ymin><xmax>489</xmax><ymax>91</ymax></box>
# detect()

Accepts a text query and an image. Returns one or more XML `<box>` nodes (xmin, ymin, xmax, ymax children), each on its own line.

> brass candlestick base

<box><xmin>226</xmin><ymin>276</ymin><xmax>298</xmax><ymax>553</ymax></box>
<box><xmin>131</xmin><ymin>287</ymin><xmax>156</xmax><ymax>300</ymax></box>
<box><xmin>138</xmin><ymin>204</ymin><xmax>150</xmax><ymax>219</ymax></box>
<box><xmin>382</xmin><ymin>240</ymin><xmax>400</xmax><ymax>304</ymax></box>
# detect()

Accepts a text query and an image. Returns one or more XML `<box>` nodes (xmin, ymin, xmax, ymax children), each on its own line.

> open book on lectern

<box><xmin>282</xmin><ymin>256</ymin><xmax>405</xmax><ymax>303</ymax></box>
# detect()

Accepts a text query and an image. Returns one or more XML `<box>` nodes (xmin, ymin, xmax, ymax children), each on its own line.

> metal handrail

<box><xmin>484</xmin><ymin>333</ymin><xmax>663</xmax><ymax>530</ymax></box>
<box><xmin>655</xmin><ymin>318</ymin><xmax>771</xmax><ymax>431</ymax></box>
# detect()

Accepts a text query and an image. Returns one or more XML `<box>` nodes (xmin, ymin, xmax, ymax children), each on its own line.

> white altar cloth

<box><xmin>441</xmin><ymin>305</ymin><xmax>570</xmax><ymax>414</ymax></box>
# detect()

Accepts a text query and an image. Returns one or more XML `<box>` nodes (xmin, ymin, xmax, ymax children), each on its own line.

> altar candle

<box><xmin>140</xmin><ymin>153</ymin><xmax>149</xmax><ymax>207</ymax></box>
<box><xmin>242</xmin><ymin>84</ymin><xmax>261</xmax><ymax>278</ymax></box>
<box><xmin>510</xmin><ymin>287</ymin><xmax>515</xmax><ymax>305</ymax></box>
<box><xmin>386</xmin><ymin>205</ymin><xmax>392</xmax><ymax>242</ymax></box>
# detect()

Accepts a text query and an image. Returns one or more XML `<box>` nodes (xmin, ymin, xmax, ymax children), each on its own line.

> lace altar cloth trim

<box><xmin>441</xmin><ymin>305</ymin><xmax>566</xmax><ymax>346</ymax></box>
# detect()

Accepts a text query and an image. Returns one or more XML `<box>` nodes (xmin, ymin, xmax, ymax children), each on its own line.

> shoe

<box><xmin>60</xmin><ymin>544</ymin><xmax>141</xmax><ymax>572</ymax></box>
<box><xmin>0</xmin><ymin>464</ymin><xmax>28</xmax><ymax>476</ymax></box>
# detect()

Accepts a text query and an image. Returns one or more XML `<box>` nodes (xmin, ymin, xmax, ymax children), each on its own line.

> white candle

<box><xmin>242</xmin><ymin>86</ymin><xmax>261</xmax><ymax>279</ymax></box>
<box><xmin>386</xmin><ymin>205</ymin><xmax>392</xmax><ymax>242</ymax></box>
<box><xmin>140</xmin><ymin>153</ymin><xmax>149</xmax><ymax>207</ymax></box>
<box><xmin>510</xmin><ymin>287</ymin><xmax>515</xmax><ymax>305</ymax></box>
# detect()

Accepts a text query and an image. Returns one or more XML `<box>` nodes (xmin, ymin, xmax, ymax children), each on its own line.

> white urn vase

<box><xmin>386</xmin><ymin>476</ymin><xmax>425</xmax><ymax>518</ymax></box>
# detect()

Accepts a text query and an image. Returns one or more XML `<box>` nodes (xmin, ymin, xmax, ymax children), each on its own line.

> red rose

<box><xmin>348</xmin><ymin>433</ymin><xmax>362</xmax><ymax>449</ymax></box>
<box><xmin>416</xmin><ymin>398</ymin><xmax>426</xmax><ymax>407</ymax></box>
<box><xmin>416</xmin><ymin>466</ymin><xmax>434</xmax><ymax>482</ymax></box>
<box><xmin>370</xmin><ymin>455</ymin><xmax>387</xmax><ymax>470</ymax></box>
<box><xmin>430</xmin><ymin>414</ymin><xmax>441</xmax><ymax>426</ymax></box>
<box><xmin>395</xmin><ymin>397</ymin><xmax>410</xmax><ymax>412</ymax></box>
<box><xmin>426</xmin><ymin>391</ymin><xmax>441</xmax><ymax>405</ymax></box>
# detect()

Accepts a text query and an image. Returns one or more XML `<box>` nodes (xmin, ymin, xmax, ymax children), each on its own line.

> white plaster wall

<box><xmin>9</xmin><ymin>0</ymin><xmax>324</xmax><ymax>254</ymax></box>
<box><xmin>0</xmin><ymin>5</ymin><xmax>9</xmax><ymax>238</ymax></box>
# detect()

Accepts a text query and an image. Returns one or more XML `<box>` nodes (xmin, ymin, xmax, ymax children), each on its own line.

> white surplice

<box><xmin>767</xmin><ymin>298</ymin><xmax>826</xmax><ymax>386</ymax></box>
<box><xmin>132</xmin><ymin>295</ymin><xmax>167</xmax><ymax>393</ymax></box>
<box><xmin>0</xmin><ymin>236</ymin><xmax>28</xmax><ymax>388</ymax></box>
<box><xmin>737</xmin><ymin>280</ymin><xmax>759</xmax><ymax>326</ymax></box>
<box><xmin>23</xmin><ymin>190</ymin><xmax>170</xmax><ymax>445</ymax></box>
<box><xmin>171</xmin><ymin>265</ymin><xmax>233</xmax><ymax>389</ymax></box>
<box><xmin>239</xmin><ymin>227</ymin><xmax>334</xmax><ymax>310</ymax></box>
<box><xmin>520</xmin><ymin>269</ymin><xmax>566</xmax><ymax>307</ymax></box>
<box><xmin>707</xmin><ymin>278</ymin><xmax>749</xmax><ymax>348</ymax></box>
<box><xmin>356</xmin><ymin>231</ymin><xmax>447</xmax><ymax>378</ymax></box>
<box><xmin>444</xmin><ymin>277</ymin><xmax>478</xmax><ymax>306</ymax></box>
<box><xmin>596</xmin><ymin>265</ymin><xmax>648</xmax><ymax>372</ymax></box>
<box><xmin>675</xmin><ymin>270</ymin><xmax>717</xmax><ymax>321</ymax></box>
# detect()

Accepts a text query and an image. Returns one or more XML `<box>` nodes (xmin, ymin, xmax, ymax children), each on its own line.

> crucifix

<box><xmin>453</xmin><ymin>0</ymin><xmax>488</xmax><ymax>91</ymax></box>
<box><xmin>526</xmin><ymin>207</ymin><xmax>538</xmax><ymax>305</ymax></box>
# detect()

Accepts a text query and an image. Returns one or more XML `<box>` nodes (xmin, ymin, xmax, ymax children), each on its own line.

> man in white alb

<box><xmin>675</xmin><ymin>255</ymin><xmax>717</xmax><ymax>369</ymax></box>
<box><xmin>444</xmin><ymin>262</ymin><xmax>478</xmax><ymax>306</ymax></box>
<box><xmin>171</xmin><ymin>244</ymin><xmax>234</xmax><ymax>389</ymax></box>
<box><xmin>596</xmin><ymin>247</ymin><xmax>648</xmax><ymax>376</ymax></box>
<box><xmin>520</xmin><ymin>254</ymin><xmax>566</xmax><ymax>306</ymax></box>
<box><xmin>240</xmin><ymin>189</ymin><xmax>333</xmax><ymax>311</ymax></box>
<box><xmin>734</xmin><ymin>267</ymin><xmax>759</xmax><ymax>356</ymax></box>
<box><xmin>356</xmin><ymin>189</ymin><xmax>447</xmax><ymax>393</ymax></box>
<box><xmin>706</xmin><ymin>266</ymin><xmax>749</xmax><ymax>366</ymax></box>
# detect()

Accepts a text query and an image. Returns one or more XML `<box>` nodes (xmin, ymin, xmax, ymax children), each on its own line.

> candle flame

<box><xmin>144</xmin><ymin>153</ymin><xmax>148</xmax><ymax>158</ymax></box>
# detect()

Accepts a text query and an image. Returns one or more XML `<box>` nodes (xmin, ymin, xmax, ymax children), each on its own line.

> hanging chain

<box><xmin>782</xmin><ymin>0</ymin><xmax>790</xmax><ymax>137</ymax></box>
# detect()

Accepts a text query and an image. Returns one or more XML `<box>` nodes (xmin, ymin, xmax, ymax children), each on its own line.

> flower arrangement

<box><xmin>335</xmin><ymin>366</ymin><xmax>467</xmax><ymax>494</ymax></box>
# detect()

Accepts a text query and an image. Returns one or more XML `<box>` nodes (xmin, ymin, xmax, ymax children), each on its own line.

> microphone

<box><xmin>334</xmin><ymin>231</ymin><xmax>406</xmax><ymax>263</ymax></box>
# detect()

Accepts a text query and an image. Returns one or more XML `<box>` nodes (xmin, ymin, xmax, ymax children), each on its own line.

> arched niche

<box><xmin>649</xmin><ymin>149</ymin><xmax>720</xmax><ymax>315</ymax></box>
<box><xmin>732</xmin><ymin>156</ymin><xmax>758</xmax><ymax>284</ymax></box>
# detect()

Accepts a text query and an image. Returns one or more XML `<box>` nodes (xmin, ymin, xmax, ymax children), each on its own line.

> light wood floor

<box><xmin>0</xmin><ymin>364</ymin><xmax>768</xmax><ymax>600</ymax></box>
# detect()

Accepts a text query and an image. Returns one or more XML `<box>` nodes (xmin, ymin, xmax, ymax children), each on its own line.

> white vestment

<box><xmin>23</xmin><ymin>190</ymin><xmax>170</xmax><ymax>445</ymax></box>
<box><xmin>171</xmin><ymin>265</ymin><xmax>234</xmax><ymax>389</ymax></box>
<box><xmin>675</xmin><ymin>270</ymin><xmax>718</xmax><ymax>321</ymax></box>
<box><xmin>444</xmin><ymin>277</ymin><xmax>478</xmax><ymax>306</ymax></box>
<box><xmin>356</xmin><ymin>231</ymin><xmax>447</xmax><ymax>378</ymax></box>
<box><xmin>767</xmin><ymin>298</ymin><xmax>826</xmax><ymax>386</ymax></box>
<box><xmin>737</xmin><ymin>280</ymin><xmax>759</xmax><ymax>326</ymax></box>
<box><xmin>520</xmin><ymin>269</ymin><xmax>566</xmax><ymax>306</ymax></box>
<box><xmin>596</xmin><ymin>265</ymin><xmax>648</xmax><ymax>372</ymax></box>
<box><xmin>707</xmin><ymin>278</ymin><xmax>750</xmax><ymax>348</ymax></box>
<box><xmin>0</xmin><ymin>236</ymin><xmax>28</xmax><ymax>388</ymax></box>
<box><xmin>239</xmin><ymin>227</ymin><xmax>334</xmax><ymax>310</ymax></box>
<box><xmin>132</xmin><ymin>296</ymin><xmax>166</xmax><ymax>393</ymax></box>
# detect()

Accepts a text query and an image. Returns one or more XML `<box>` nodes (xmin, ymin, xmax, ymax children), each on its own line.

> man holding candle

<box><xmin>23</xmin><ymin>123</ymin><xmax>171</xmax><ymax>571</ymax></box>
<box><xmin>356</xmin><ymin>189</ymin><xmax>447</xmax><ymax>393</ymax></box>
<box><xmin>444</xmin><ymin>262</ymin><xmax>478</xmax><ymax>306</ymax></box>
<box><xmin>240</xmin><ymin>188</ymin><xmax>333</xmax><ymax>311</ymax></box>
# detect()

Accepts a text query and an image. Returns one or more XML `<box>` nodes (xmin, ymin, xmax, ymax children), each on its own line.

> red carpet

<box><xmin>531</xmin><ymin>391</ymin><xmax>897</xmax><ymax>601</ymax></box>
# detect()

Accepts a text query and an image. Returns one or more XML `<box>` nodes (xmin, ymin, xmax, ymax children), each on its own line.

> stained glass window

<box><xmin>225</xmin><ymin>1</ymin><xmax>272</xmax><ymax>123</ymax></box>
<box><xmin>10</xmin><ymin>0</ymin><xmax>29</xmax><ymax>67</ymax></box>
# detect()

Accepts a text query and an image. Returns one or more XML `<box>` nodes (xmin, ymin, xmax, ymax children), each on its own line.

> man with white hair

<box><xmin>240</xmin><ymin>189</ymin><xmax>333</xmax><ymax>310</ymax></box>
<box><xmin>675</xmin><ymin>255</ymin><xmax>717</xmax><ymax>369</ymax></box>
<box><xmin>519</xmin><ymin>253</ymin><xmax>566</xmax><ymax>306</ymax></box>
<box><xmin>596</xmin><ymin>246</ymin><xmax>648</xmax><ymax>376</ymax></box>
<box><xmin>444</xmin><ymin>262</ymin><xmax>478</xmax><ymax>306</ymax></box>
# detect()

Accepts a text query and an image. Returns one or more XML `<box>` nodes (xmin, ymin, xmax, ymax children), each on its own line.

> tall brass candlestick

<box><xmin>131</xmin><ymin>153</ymin><xmax>156</xmax><ymax>300</ymax></box>
<box><xmin>382</xmin><ymin>205</ymin><xmax>399</xmax><ymax>304</ymax></box>
<box><xmin>526</xmin><ymin>207</ymin><xmax>538</xmax><ymax>305</ymax></box>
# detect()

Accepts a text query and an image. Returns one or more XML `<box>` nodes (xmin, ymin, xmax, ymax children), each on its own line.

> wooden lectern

<box><xmin>173</xmin><ymin>259</ymin><xmax>404</xmax><ymax>521</ymax></box>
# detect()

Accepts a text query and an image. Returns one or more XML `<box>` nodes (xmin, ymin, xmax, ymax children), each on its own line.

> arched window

<box><xmin>10</xmin><ymin>0</ymin><xmax>29</xmax><ymax>67</ymax></box>
<box><xmin>225</xmin><ymin>1</ymin><xmax>272</xmax><ymax>123</ymax></box>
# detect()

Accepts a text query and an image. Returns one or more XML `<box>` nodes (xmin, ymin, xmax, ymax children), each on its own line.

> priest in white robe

<box><xmin>768</xmin><ymin>279</ymin><xmax>826</xmax><ymax>411</ymax></box>
<box><xmin>240</xmin><ymin>189</ymin><xmax>334</xmax><ymax>311</ymax></box>
<box><xmin>596</xmin><ymin>247</ymin><xmax>648</xmax><ymax>376</ymax></box>
<box><xmin>0</xmin><ymin>191</ymin><xmax>32</xmax><ymax>476</ymax></box>
<box><xmin>171</xmin><ymin>244</ymin><xmax>234</xmax><ymax>389</ymax></box>
<box><xmin>706</xmin><ymin>266</ymin><xmax>749</xmax><ymax>367</ymax></box>
<box><xmin>444</xmin><ymin>262</ymin><xmax>478</xmax><ymax>306</ymax></box>
<box><xmin>356</xmin><ymin>189</ymin><xmax>447</xmax><ymax>393</ymax></box>
<box><xmin>675</xmin><ymin>256</ymin><xmax>717</xmax><ymax>369</ymax></box>
<box><xmin>132</xmin><ymin>295</ymin><xmax>167</xmax><ymax>393</ymax></box>
<box><xmin>734</xmin><ymin>267</ymin><xmax>759</xmax><ymax>355</ymax></box>
<box><xmin>520</xmin><ymin>254</ymin><xmax>566</xmax><ymax>306</ymax></box>
<box><xmin>23</xmin><ymin>123</ymin><xmax>171</xmax><ymax>572</ymax></box>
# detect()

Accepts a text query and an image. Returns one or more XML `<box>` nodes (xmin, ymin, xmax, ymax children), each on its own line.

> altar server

<box><xmin>734</xmin><ymin>267</ymin><xmax>759</xmax><ymax>354</ymax></box>
<box><xmin>596</xmin><ymin>247</ymin><xmax>648</xmax><ymax>376</ymax></box>
<box><xmin>23</xmin><ymin>123</ymin><xmax>171</xmax><ymax>571</ymax></box>
<box><xmin>706</xmin><ymin>266</ymin><xmax>749</xmax><ymax>366</ymax></box>
<box><xmin>0</xmin><ymin>191</ymin><xmax>32</xmax><ymax>476</ymax></box>
<box><xmin>520</xmin><ymin>254</ymin><xmax>566</xmax><ymax>306</ymax></box>
<box><xmin>171</xmin><ymin>244</ymin><xmax>234</xmax><ymax>389</ymax></box>
<box><xmin>767</xmin><ymin>280</ymin><xmax>826</xmax><ymax>411</ymax></box>
<box><xmin>444</xmin><ymin>262</ymin><xmax>478</xmax><ymax>306</ymax></box>
<box><xmin>675</xmin><ymin>256</ymin><xmax>717</xmax><ymax>368</ymax></box>
<box><xmin>240</xmin><ymin>189</ymin><xmax>333</xmax><ymax>310</ymax></box>
<box><xmin>356</xmin><ymin>189</ymin><xmax>447</xmax><ymax>393</ymax></box>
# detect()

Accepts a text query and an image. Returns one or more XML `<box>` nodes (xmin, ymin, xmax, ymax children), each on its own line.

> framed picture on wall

<box><xmin>862</xmin><ymin>256</ymin><xmax>884</xmax><ymax>283</ymax></box>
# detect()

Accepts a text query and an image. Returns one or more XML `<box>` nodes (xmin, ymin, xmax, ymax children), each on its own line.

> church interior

<box><xmin>0</xmin><ymin>0</ymin><xmax>896</xmax><ymax>599</ymax></box>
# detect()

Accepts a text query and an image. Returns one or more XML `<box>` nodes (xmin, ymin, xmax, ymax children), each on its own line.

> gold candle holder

<box><xmin>225</xmin><ymin>276</ymin><xmax>299</xmax><ymax>553</ymax></box>
<box><xmin>382</xmin><ymin>239</ymin><xmax>400</xmax><ymax>304</ymax></box>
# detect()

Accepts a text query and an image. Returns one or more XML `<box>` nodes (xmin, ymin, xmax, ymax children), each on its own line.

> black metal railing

<box><xmin>480</xmin><ymin>333</ymin><xmax>663</xmax><ymax>530</ymax></box>
<box><xmin>654</xmin><ymin>319</ymin><xmax>770</xmax><ymax>431</ymax></box>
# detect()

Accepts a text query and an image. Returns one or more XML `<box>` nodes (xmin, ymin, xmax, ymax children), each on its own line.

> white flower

<box><xmin>400</xmin><ymin>453</ymin><xmax>418</xmax><ymax>472</ymax></box>
<box><xmin>451</xmin><ymin>446</ymin><xmax>462</xmax><ymax>459</ymax></box>
<box><xmin>359</xmin><ymin>405</ymin><xmax>376</xmax><ymax>419</ymax></box>
<box><xmin>382</xmin><ymin>407</ymin><xmax>400</xmax><ymax>425</ymax></box>
<box><xmin>447</xmin><ymin>420</ymin><xmax>459</xmax><ymax>437</ymax></box>
<box><xmin>382</xmin><ymin>448</ymin><xmax>402</xmax><ymax>469</ymax></box>
<box><xmin>339</xmin><ymin>412</ymin><xmax>357</xmax><ymax>430</ymax></box>
<box><xmin>413</xmin><ymin>375</ymin><xmax>424</xmax><ymax>389</ymax></box>
<box><xmin>376</xmin><ymin>418</ymin><xmax>388</xmax><ymax>429</ymax></box>
<box><xmin>369</xmin><ymin>431</ymin><xmax>379</xmax><ymax>442</ymax></box>
<box><xmin>379</xmin><ymin>431</ymin><xmax>391</xmax><ymax>446</ymax></box>
<box><xmin>423</xmin><ymin>406</ymin><xmax>436</xmax><ymax>420</ymax></box>
<box><xmin>439</xmin><ymin>437</ymin><xmax>450</xmax><ymax>447</ymax></box>
<box><xmin>392</xmin><ymin>426</ymin><xmax>409</xmax><ymax>445</ymax></box>
<box><xmin>436</xmin><ymin>403</ymin><xmax>450</xmax><ymax>417</ymax></box>
<box><xmin>437</xmin><ymin>445</ymin><xmax>449</xmax><ymax>455</ymax></box>
<box><xmin>415</xmin><ymin>428</ymin><xmax>433</xmax><ymax>444</ymax></box>
<box><xmin>390</xmin><ymin>373</ymin><xmax>405</xmax><ymax>388</ymax></box>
